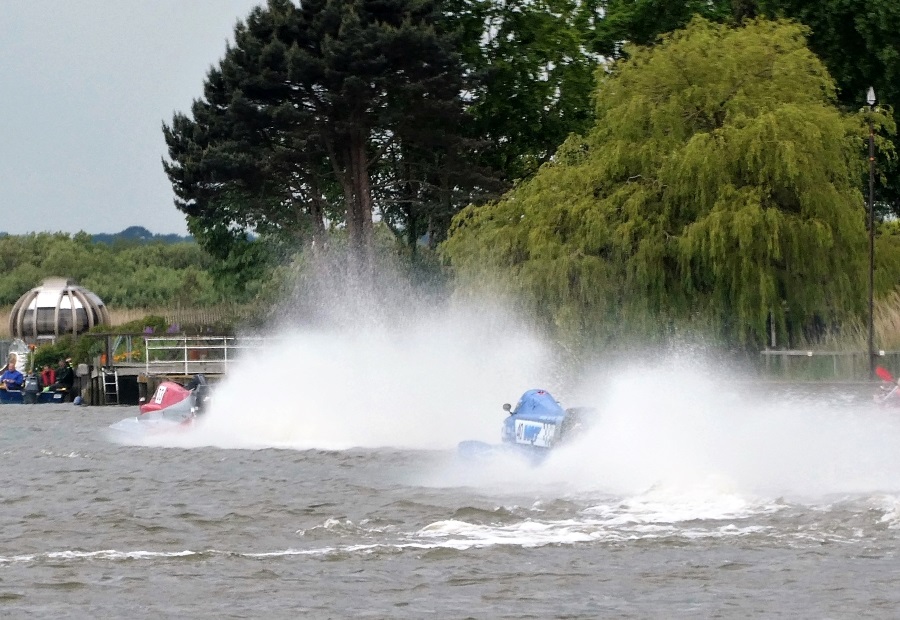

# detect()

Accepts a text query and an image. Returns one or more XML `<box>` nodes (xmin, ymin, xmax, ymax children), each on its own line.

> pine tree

<box><xmin>163</xmin><ymin>0</ymin><xmax>470</xmax><ymax>276</ymax></box>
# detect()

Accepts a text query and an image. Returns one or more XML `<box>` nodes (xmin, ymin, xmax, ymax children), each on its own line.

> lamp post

<box><xmin>867</xmin><ymin>86</ymin><xmax>876</xmax><ymax>378</ymax></box>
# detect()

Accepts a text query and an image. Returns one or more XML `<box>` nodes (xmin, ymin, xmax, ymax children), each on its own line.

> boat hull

<box><xmin>108</xmin><ymin>411</ymin><xmax>195</xmax><ymax>437</ymax></box>
<box><xmin>109</xmin><ymin>378</ymin><xmax>208</xmax><ymax>438</ymax></box>
<box><xmin>0</xmin><ymin>390</ymin><xmax>67</xmax><ymax>404</ymax></box>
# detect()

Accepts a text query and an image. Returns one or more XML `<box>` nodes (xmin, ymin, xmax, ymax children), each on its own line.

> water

<box><xmin>4</xmin><ymin>378</ymin><xmax>900</xmax><ymax>618</ymax></box>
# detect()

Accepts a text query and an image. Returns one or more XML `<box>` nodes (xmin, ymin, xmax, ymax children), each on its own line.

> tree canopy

<box><xmin>756</xmin><ymin>0</ymin><xmax>900</xmax><ymax>216</ymax></box>
<box><xmin>163</xmin><ymin>0</ymin><xmax>610</xmax><ymax>274</ymax></box>
<box><xmin>443</xmin><ymin>18</ymin><xmax>888</xmax><ymax>349</ymax></box>
<box><xmin>164</xmin><ymin>0</ymin><xmax>475</xmax><ymax>274</ymax></box>
<box><xmin>596</xmin><ymin>0</ymin><xmax>900</xmax><ymax>217</ymax></box>
<box><xmin>0</xmin><ymin>233</ymin><xmax>230</xmax><ymax>308</ymax></box>
<box><xmin>451</xmin><ymin>0</ymin><xmax>601</xmax><ymax>182</ymax></box>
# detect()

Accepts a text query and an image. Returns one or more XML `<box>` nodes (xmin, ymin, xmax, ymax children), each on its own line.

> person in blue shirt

<box><xmin>0</xmin><ymin>361</ymin><xmax>24</xmax><ymax>391</ymax></box>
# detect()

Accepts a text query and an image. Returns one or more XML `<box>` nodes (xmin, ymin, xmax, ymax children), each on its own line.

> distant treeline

<box><xmin>0</xmin><ymin>226</ymin><xmax>193</xmax><ymax>245</ymax></box>
<box><xmin>0</xmin><ymin>232</ymin><xmax>233</xmax><ymax>308</ymax></box>
<box><xmin>87</xmin><ymin>226</ymin><xmax>193</xmax><ymax>245</ymax></box>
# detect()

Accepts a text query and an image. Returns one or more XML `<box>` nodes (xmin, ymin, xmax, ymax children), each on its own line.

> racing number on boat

<box><xmin>514</xmin><ymin>420</ymin><xmax>556</xmax><ymax>448</ymax></box>
<box><xmin>153</xmin><ymin>385</ymin><xmax>167</xmax><ymax>405</ymax></box>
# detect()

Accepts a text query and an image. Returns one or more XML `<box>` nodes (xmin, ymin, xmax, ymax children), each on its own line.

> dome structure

<box><xmin>9</xmin><ymin>277</ymin><xmax>110</xmax><ymax>341</ymax></box>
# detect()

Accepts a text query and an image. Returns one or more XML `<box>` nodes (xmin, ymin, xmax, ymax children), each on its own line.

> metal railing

<box><xmin>144</xmin><ymin>336</ymin><xmax>266</xmax><ymax>376</ymax></box>
<box><xmin>759</xmin><ymin>349</ymin><xmax>900</xmax><ymax>381</ymax></box>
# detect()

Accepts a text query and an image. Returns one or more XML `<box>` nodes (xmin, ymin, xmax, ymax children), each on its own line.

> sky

<box><xmin>0</xmin><ymin>0</ymin><xmax>265</xmax><ymax>236</ymax></box>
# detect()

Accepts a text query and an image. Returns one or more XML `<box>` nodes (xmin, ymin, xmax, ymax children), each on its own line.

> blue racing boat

<box><xmin>459</xmin><ymin>389</ymin><xmax>594</xmax><ymax>461</ymax></box>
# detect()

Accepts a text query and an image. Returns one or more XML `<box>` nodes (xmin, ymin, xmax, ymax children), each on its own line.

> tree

<box><xmin>754</xmin><ymin>0</ymin><xmax>900</xmax><ymax>217</ymax></box>
<box><xmin>0</xmin><ymin>233</ymin><xmax>230</xmax><ymax>309</ymax></box>
<box><xmin>595</xmin><ymin>0</ymin><xmax>900</xmax><ymax>219</ymax></box>
<box><xmin>163</xmin><ymin>0</ymin><xmax>470</xmax><ymax>276</ymax></box>
<box><xmin>592</xmin><ymin>0</ymin><xmax>734</xmax><ymax>56</ymax></box>
<box><xmin>443</xmin><ymin>18</ymin><xmax>887</xmax><ymax>349</ymax></box>
<box><xmin>448</xmin><ymin>0</ymin><xmax>602</xmax><ymax>184</ymax></box>
<box><xmin>165</xmin><ymin>0</ymin><xmax>617</xmax><ymax>277</ymax></box>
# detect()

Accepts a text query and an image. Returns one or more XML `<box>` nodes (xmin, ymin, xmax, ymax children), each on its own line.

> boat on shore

<box><xmin>0</xmin><ymin>388</ymin><xmax>68</xmax><ymax>404</ymax></box>
<box><xmin>0</xmin><ymin>372</ymin><xmax>70</xmax><ymax>404</ymax></box>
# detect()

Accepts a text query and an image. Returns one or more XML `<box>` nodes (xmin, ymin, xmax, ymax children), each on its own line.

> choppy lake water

<box><xmin>4</xmin><ymin>380</ymin><xmax>900</xmax><ymax>618</ymax></box>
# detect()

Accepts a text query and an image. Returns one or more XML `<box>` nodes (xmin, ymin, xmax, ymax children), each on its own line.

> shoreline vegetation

<box><xmin>5</xmin><ymin>289</ymin><xmax>900</xmax><ymax>356</ymax></box>
<box><xmin>3</xmin><ymin>222</ymin><xmax>900</xmax><ymax>382</ymax></box>
<box><xmin>163</xmin><ymin>8</ymin><xmax>900</xmax><ymax>364</ymax></box>
<box><xmin>0</xmin><ymin>305</ymin><xmax>244</xmax><ymax>341</ymax></box>
<box><xmin>9</xmin><ymin>6</ymin><xmax>900</xmax><ymax>383</ymax></box>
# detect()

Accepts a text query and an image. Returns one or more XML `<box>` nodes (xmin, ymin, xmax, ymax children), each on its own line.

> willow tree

<box><xmin>596</xmin><ymin>0</ymin><xmax>900</xmax><ymax>219</ymax></box>
<box><xmin>443</xmin><ymin>17</ymin><xmax>886</xmax><ymax>349</ymax></box>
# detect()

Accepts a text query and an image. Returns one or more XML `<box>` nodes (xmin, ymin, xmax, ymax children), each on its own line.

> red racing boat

<box><xmin>109</xmin><ymin>375</ymin><xmax>210</xmax><ymax>436</ymax></box>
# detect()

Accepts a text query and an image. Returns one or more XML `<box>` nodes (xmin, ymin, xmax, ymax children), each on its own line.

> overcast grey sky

<box><xmin>0</xmin><ymin>0</ymin><xmax>263</xmax><ymax>236</ymax></box>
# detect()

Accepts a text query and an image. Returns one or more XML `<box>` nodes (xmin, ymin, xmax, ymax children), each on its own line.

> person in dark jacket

<box><xmin>50</xmin><ymin>358</ymin><xmax>74</xmax><ymax>392</ymax></box>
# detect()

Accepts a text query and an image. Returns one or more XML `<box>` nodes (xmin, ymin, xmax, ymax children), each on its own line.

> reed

<box><xmin>0</xmin><ymin>306</ymin><xmax>11</xmax><ymax>339</ymax></box>
<box><xmin>107</xmin><ymin>306</ymin><xmax>245</xmax><ymax>331</ymax></box>
<box><xmin>795</xmin><ymin>291</ymin><xmax>900</xmax><ymax>352</ymax></box>
<box><xmin>875</xmin><ymin>290</ymin><xmax>900</xmax><ymax>350</ymax></box>
<box><xmin>108</xmin><ymin>305</ymin><xmax>250</xmax><ymax>334</ymax></box>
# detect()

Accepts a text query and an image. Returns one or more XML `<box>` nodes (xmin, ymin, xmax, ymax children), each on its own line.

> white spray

<box><xmin>178</xmin><ymin>299</ymin><xmax>555</xmax><ymax>450</ymax></box>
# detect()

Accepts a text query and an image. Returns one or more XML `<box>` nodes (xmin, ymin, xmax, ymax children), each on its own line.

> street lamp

<box><xmin>867</xmin><ymin>86</ymin><xmax>876</xmax><ymax>378</ymax></box>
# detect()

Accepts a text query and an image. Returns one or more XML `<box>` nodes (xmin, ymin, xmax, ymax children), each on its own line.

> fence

<box><xmin>143</xmin><ymin>336</ymin><xmax>267</xmax><ymax>376</ymax></box>
<box><xmin>759</xmin><ymin>349</ymin><xmax>900</xmax><ymax>381</ymax></box>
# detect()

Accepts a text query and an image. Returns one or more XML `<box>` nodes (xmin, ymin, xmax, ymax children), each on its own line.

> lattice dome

<box><xmin>8</xmin><ymin>277</ymin><xmax>110</xmax><ymax>340</ymax></box>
